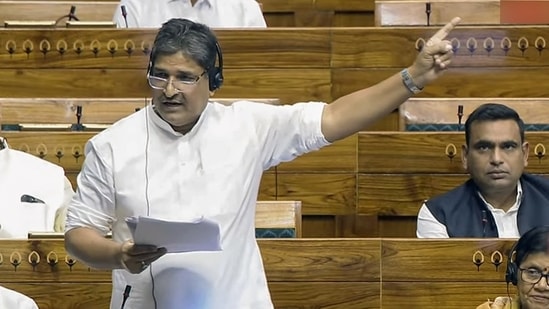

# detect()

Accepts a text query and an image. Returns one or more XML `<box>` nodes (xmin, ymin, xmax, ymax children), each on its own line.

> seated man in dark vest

<box><xmin>417</xmin><ymin>103</ymin><xmax>549</xmax><ymax>238</ymax></box>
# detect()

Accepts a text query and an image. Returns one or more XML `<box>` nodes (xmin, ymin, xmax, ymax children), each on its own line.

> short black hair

<box><xmin>149</xmin><ymin>18</ymin><xmax>218</xmax><ymax>74</ymax></box>
<box><xmin>464</xmin><ymin>103</ymin><xmax>525</xmax><ymax>146</ymax></box>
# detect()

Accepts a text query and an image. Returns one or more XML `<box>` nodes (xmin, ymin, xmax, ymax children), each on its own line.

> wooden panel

<box><xmin>277</xmin><ymin>134</ymin><xmax>356</xmax><ymax>172</ymax></box>
<box><xmin>375</xmin><ymin>0</ymin><xmax>500</xmax><ymax>27</ymax></box>
<box><xmin>0</xmin><ymin>1</ymin><xmax>117</xmax><ymax>25</ymax></box>
<box><xmin>0</xmin><ymin>29</ymin><xmax>331</xmax><ymax>69</ymax></box>
<box><xmin>262</xmin><ymin>238</ymin><xmax>380</xmax><ymax>281</ymax></box>
<box><xmin>258</xmin><ymin>171</ymin><xmax>277</xmax><ymax>200</ymax></box>
<box><xmin>302</xmin><ymin>215</ymin><xmax>336</xmax><ymax>237</ymax></box>
<box><xmin>358</xmin><ymin>132</ymin><xmax>465</xmax><ymax>173</ymax></box>
<box><xmin>2</xmin><ymin>283</ymin><xmax>111</xmax><ymax>309</ymax></box>
<box><xmin>357</xmin><ymin>174</ymin><xmax>468</xmax><ymax>216</ymax></box>
<box><xmin>400</xmin><ymin>97</ymin><xmax>549</xmax><ymax>126</ymax></box>
<box><xmin>0</xmin><ymin>131</ymin><xmax>93</xmax><ymax>171</ymax></box>
<box><xmin>331</xmin><ymin>27</ymin><xmax>549</xmax><ymax>68</ymax></box>
<box><xmin>382</xmin><ymin>239</ymin><xmax>515</xmax><ymax>281</ymax></box>
<box><xmin>277</xmin><ymin>173</ymin><xmax>356</xmax><ymax>215</ymax></box>
<box><xmin>256</xmin><ymin>200</ymin><xmax>302</xmax><ymax>237</ymax></box>
<box><xmin>315</xmin><ymin>0</ymin><xmax>374</xmax><ymax>11</ymax></box>
<box><xmin>358</xmin><ymin>132</ymin><xmax>549</xmax><ymax>173</ymax></box>
<box><xmin>333</xmin><ymin>68</ymin><xmax>549</xmax><ymax>99</ymax></box>
<box><xmin>0</xmin><ymin>69</ymin><xmax>331</xmax><ymax>103</ymax></box>
<box><xmin>270</xmin><ymin>282</ymin><xmax>380</xmax><ymax>309</ymax></box>
<box><xmin>0</xmin><ymin>97</ymin><xmax>280</xmax><ymax>125</ymax></box>
<box><xmin>382</xmin><ymin>283</ymin><xmax>509</xmax><ymax>309</ymax></box>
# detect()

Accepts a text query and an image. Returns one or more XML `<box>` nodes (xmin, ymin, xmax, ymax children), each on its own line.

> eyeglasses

<box><xmin>147</xmin><ymin>70</ymin><xmax>207</xmax><ymax>92</ymax></box>
<box><xmin>520</xmin><ymin>268</ymin><xmax>549</xmax><ymax>284</ymax></box>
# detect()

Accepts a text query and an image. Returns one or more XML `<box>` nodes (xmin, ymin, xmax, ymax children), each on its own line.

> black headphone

<box><xmin>146</xmin><ymin>40</ymin><xmax>224</xmax><ymax>92</ymax></box>
<box><xmin>505</xmin><ymin>241</ymin><xmax>519</xmax><ymax>286</ymax></box>
<box><xmin>208</xmin><ymin>41</ymin><xmax>224</xmax><ymax>92</ymax></box>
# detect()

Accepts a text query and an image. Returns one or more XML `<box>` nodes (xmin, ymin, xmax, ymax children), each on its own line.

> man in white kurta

<box><xmin>0</xmin><ymin>286</ymin><xmax>39</xmax><ymax>309</ymax></box>
<box><xmin>113</xmin><ymin>0</ymin><xmax>267</xmax><ymax>28</ymax></box>
<box><xmin>66</xmin><ymin>101</ymin><xmax>328</xmax><ymax>308</ymax></box>
<box><xmin>0</xmin><ymin>137</ymin><xmax>74</xmax><ymax>238</ymax></box>
<box><xmin>64</xmin><ymin>16</ymin><xmax>460</xmax><ymax>309</ymax></box>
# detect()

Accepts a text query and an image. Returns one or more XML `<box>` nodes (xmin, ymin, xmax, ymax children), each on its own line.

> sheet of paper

<box><xmin>125</xmin><ymin>216</ymin><xmax>222</xmax><ymax>253</ymax></box>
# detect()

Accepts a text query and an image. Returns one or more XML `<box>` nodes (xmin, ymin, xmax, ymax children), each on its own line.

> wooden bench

<box><xmin>0</xmin><ymin>238</ymin><xmax>518</xmax><ymax>308</ymax></box>
<box><xmin>0</xmin><ymin>0</ymin><xmax>376</xmax><ymax>28</ymax></box>
<box><xmin>0</xmin><ymin>97</ymin><xmax>280</xmax><ymax>131</ymax></box>
<box><xmin>400</xmin><ymin>97</ymin><xmax>549</xmax><ymax>131</ymax></box>
<box><xmin>0</xmin><ymin>238</ymin><xmax>380</xmax><ymax>309</ymax></box>
<box><xmin>255</xmin><ymin>200</ymin><xmax>302</xmax><ymax>238</ymax></box>
<box><xmin>375</xmin><ymin>0</ymin><xmax>500</xmax><ymax>26</ymax></box>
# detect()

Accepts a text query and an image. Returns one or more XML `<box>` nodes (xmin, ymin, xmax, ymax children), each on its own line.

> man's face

<box><xmin>461</xmin><ymin>120</ymin><xmax>529</xmax><ymax>196</ymax></box>
<box><xmin>149</xmin><ymin>51</ymin><xmax>210</xmax><ymax>132</ymax></box>
<box><xmin>518</xmin><ymin>252</ymin><xmax>549</xmax><ymax>309</ymax></box>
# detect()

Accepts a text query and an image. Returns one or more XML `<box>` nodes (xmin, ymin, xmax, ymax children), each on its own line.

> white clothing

<box><xmin>0</xmin><ymin>138</ymin><xmax>74</xmax><ymax>238</ymax></box>
<box><xmin>0</xmin><ymin>286</ymin><xmax>39</xmax><ymax>309</ymax></box>
<box><xmin>66</xmin><ymin>100</ymin><xmax>329</xmax><ymax>309</ymax></box>
<box><xmin>416</xmin><ymin>181</ymin><xmax>522</xmax><ymax>238</ymax></box>
<box><xmin>113</xmin><ymin>0</ymin><xmax>267</xmax><ymax>28</ymax></box>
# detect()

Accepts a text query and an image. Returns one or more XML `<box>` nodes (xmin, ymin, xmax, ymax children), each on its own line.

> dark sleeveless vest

<box><xmin>425</xmin><ymin>174</ymin><xmax>549</xmax><ymax>237</ymax></box>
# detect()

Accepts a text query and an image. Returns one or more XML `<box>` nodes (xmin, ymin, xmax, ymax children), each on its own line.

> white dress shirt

<box><xmin>417</xmin><ymin>181</ymin><xmax>522</xmax><ymax>238</ymax></box>
<box><xmin>0</xmin><ymin>286</ymin><xmax>39</xmax><ymax>309</ymax></box>
<box><xmin>0</xmin><ymin>138</ymin><xmax>74</xmax><ymax>238</ymax></box>
<box><xmin>113</xmin><ymin>0</ymin><xmax>267</xmax><ymax>28</ymax></box>
<box><xmin>66</xmin><ymin>100</ymin><xmax>329</xmax><ymax>309</ymax></box>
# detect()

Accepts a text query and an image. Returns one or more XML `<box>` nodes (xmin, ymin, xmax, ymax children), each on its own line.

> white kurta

<box><xmin>0</xmin><ymin>286</ymin><xmax>39</xmax><ymax>309</ymax></box>
<box><xmin>0</xmin><ymin>141</ymin><xmax>70</xmax><ymax>238</ymax></box>
<box><xmin>113</xmin><ymin>0</ymin><xmax>267</xmax><ymax>28</ymax></box>
<box><xmin>66</xmin><ymin>100</ymin><xmax>329</xmax><ymax>309</ymax></box>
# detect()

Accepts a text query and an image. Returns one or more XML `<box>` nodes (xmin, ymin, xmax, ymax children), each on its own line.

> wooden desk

<box><xmin>0</xmin><ymin>238</ymin><xmax>516</xmax><ymax>308</ymax></box>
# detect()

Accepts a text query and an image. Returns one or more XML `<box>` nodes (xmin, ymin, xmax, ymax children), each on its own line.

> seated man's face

<box><xmin>461</xmin><ymin>119</ymin><xmax>528</xmax><ymax>196</ymax></box>
<box><xmin>518</xmin><ymin>252</ymin><xmax>549</xmax><ymax>309</ymax></box>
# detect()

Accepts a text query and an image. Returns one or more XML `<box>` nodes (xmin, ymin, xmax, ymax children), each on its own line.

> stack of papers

<box><xmin>125</xmin><ymin>216</ymin><xmax>222</xmax><ymax>253</ymax></box>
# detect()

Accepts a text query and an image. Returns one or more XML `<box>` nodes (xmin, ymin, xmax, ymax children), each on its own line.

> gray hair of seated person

<box><xmin>464</xmin><ymin>103</ymin><xmax>525</xmax><ymax>146</ymax></box>
<box><xmin>149</xmin><ymin>18</ymin><xmax>218</xmax><ymax>74</ymax></box>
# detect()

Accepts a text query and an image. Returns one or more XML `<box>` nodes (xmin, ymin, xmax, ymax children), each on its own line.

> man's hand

<box><xmin>118</xmin><ymin>240</ymin><xmax>167</xmax><ymax>274</ymax></box>
<box><xmin>408</xmin><ymin>17</ymin><xmax>461</xmax><ymax>88</ymax></box>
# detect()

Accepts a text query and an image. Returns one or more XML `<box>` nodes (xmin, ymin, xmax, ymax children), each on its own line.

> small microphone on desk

<box><xmin>121</xmin><ymin>5</ymin><xmax>129</xmax><ymax>28</ymax></box>
<box><xmin>425</xmin><ymin>2</ymin><xmax>432</xmax><ymax>26</ymax></box>
<box><xmin>120</xmin><ymin>285</ymin><xmax>132</xmax><ymax>309</ymax></box>
<box><xmin>71</xmin><ymin>105</ymin><xmax>84</xmax><ymax>131</ymax></box>
<box><xmin>457</xmin><ymin>105</ymin><xmax>464</xmax><ymax>131</ymax></box>
<box><xmin>68</xmin><ymin>5</ymin><xmax>78</xmax><ymax>21</ymax></box>
<box><xmin>481</xmin><ymin>210</ymin><xmax>488</xmax><ymax>238</ymax></box>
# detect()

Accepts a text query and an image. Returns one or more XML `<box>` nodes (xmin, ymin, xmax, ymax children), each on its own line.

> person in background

<box><xmin>477</xmin><ymin>225</ymin><xmax>549</xmax><ymax>309</ymax></box>
<box><xmin>0</xmin><ymin>136</ymin><xmax>74</xmax><ymax>238</ymax></box>
<box><xmin>417</xmin><ymin>103</ymin><xmax>549</xmax><ymax>238</ymax></box>
<box><xmin>113</xmin><ymin>0</ymin><xmax>267</xmax><ymax>28</ymax></box>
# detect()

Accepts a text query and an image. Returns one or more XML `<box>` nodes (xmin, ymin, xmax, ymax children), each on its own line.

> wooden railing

<box><xmin>0</xmin><ymin>238</ymin><xmax>516</xmax><ymax>308</ymax></box>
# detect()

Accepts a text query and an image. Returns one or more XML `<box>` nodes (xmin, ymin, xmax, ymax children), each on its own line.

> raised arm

<box><xmin>321</xmin><ymin>17</ymin><xmax>461</xmax><ymax>142</ymax></box>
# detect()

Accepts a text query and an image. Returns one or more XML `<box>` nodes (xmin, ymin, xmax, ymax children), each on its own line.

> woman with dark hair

<box><xmin>478</xmin><ymin>225</ymin><xmax>549</xmax><ymax>309</ymax></box>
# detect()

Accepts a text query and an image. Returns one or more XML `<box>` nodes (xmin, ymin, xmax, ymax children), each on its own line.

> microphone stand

<box><xmin>54</xmin><ymin>5</ymin><xmax>79</xmax><ymax>27</ymax></box>
<box><xmin>425</xmin><ymin>2</ymin><xmax>431</xmax><ymax>26</ymax></box>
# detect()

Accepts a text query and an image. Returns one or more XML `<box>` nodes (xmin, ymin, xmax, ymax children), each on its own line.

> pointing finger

<box><xmin>427</xmin><ymin>17</ymin><xmax>461</xmax><ymax>46</ymax></box>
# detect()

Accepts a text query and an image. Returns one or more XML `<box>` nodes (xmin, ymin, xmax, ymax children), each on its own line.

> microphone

<box><xmin>55</xmin><ymin>5</ymin><xmax>79</xmax><ymax>26</ymax></box>
<box><xmin>425</xmin><ymin>2</ymin><xmax>431</xmax><ymax>26</ymax></box>
<box><xmin>121</xmin><ymin>5</ymin><xmax>129</xmax><ymax>28</ymax></box>
<box><xmin>71</xmin><ymin>105</ymin><xmax>84</xmax><ymax>131</ymax></box>
<box><xmin>68</xmin><ymin>5</ymin><xmax>78</xmax><ymax>21</ymax></box>
<box><xmin>457</xmin><ymin>105</ymin><xmax>464</xmax><ymax>131</ymax></box>
<box><xmin>120</xmin><ymin>285</ymin><xmax>132</xmax><ymax>309</ymax></box>
<box><xmin>481</xmin><ymin>210</ymin><xmax>488</xmax><ymax>237</ymax></box>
